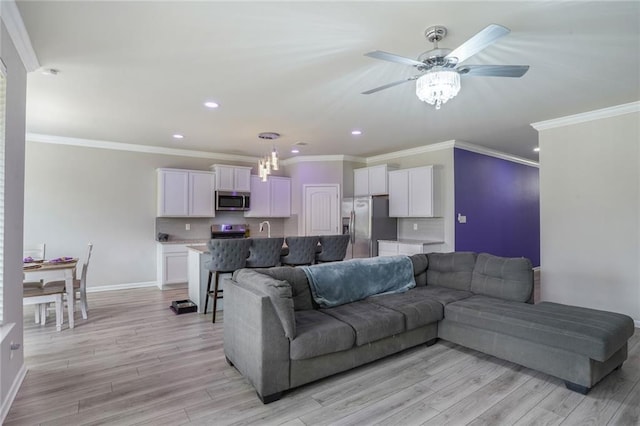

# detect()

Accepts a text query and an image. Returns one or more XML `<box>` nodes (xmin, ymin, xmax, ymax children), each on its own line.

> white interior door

<box><xmin>303</xmin><ymin>185</ymin><xmax>340</xmax><ymax>236</ymax></box>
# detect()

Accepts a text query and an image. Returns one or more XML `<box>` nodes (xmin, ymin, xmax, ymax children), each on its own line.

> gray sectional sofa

<box><xmin>223</xmin><ymin>252</ymin><xmax>635</xmax><ymax>403</ymax></box>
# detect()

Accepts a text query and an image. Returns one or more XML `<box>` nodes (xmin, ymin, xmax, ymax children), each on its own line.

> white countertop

<box><xmin>378</xmin><ymin>239</ymin><xmax>444</xmax><ymax>245</ymax></box>
<box><xmin>186</xmin><ymin>244</ymin><xmax>209</xmax><ymax>254</ymax></box>
<box><xmin>157</xmin><ymin>239</ymin><xmax>209</xmax><ymax>245</ymax></box>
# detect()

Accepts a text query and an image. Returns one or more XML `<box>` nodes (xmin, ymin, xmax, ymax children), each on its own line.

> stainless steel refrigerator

<box><xmin>342</xmin><ymin>196</ymin><xmax>398</xmax><ymax>259</ymax></box>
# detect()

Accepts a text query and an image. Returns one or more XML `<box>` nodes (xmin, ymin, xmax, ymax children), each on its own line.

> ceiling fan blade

<box><xmin>364</xmin><ymin>50</ymin><xmax>424</xmax><ymax>67</ymax></box>
<box><xmin>361</xmin><ymin>76</ymin><xmax>419</xmax><ymax>95</ymax></box>
<box><xmin>457</xmin><ymin>64</ymin><xmax>529</xmax><ymax>77</ymax></box>
<box><xmin>445</xmin><ymin>24</ymin><xmax>510</xmax><ymax>64</ymax></box>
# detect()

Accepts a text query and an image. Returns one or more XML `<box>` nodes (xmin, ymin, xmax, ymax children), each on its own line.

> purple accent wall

<box><xmin>454</xmin><ymin>148</ymin><xmax>540</xmax><ymax>266</ymax></box>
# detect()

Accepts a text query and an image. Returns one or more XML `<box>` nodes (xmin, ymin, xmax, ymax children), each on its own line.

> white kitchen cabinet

<box><xmin>212</xmin><ymin>164</ymin><xmax>252</xmax><ymax>192</ymax></box>
<box><xmin>388</xmin><ymin>170</ymin><xmax>409</xmax><ymax>217</ymax></box>
<box><xmin>378</xmin><ymin>240</ymin><xmax>444</xmax><ymax>256</ymax></box>
<box><xmin>157</xmin><ymin>243</ymin><xmax>188</xmax><ymax>289</ymax></box>
<box><xmin>388</xmin><ymin>165</ymin><xmax>437</xmax><ymax>217</ymax></box>
<box><xmin>157</xmin><ymin>168</ymin><xmax>215</xmax><ymax>217</ymax></box>
<box><xmin>270</xmin><ymin>176</ymin><xmax>291</xmax><ymax>217</ymax></box>
<box><xmin>354</xmin><ymin>164</ymin><xmax>391</xmax><ymax>196</ymax></box>
<box><xmin>378</xmin><ymin>241</ymin><xmax>399</xmax><ymax>257</ymax></box>
<box><xmin>245</xmin><ymin>175</ymin><xmax>291</xmax><ymax>218</ymax></box>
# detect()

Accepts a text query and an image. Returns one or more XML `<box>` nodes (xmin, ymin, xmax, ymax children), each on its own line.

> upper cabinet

<box><xmin>157</xmin><ymin>169</ymin><xmax>215</xmax><ymax>217</ymax></box>
<box><xmin>245</xmin><ymin>175</ymin><xmax>291</xmax><ymax>218</ymax></box>
<box><xmin>354</xmin><ymin>164</ymin><xmax>391</xmax><ymax>196</ymax></box>
<box><xmin>388</xmin><ymin>165</ymin><xmax>439</xmax><ymax>218</ymax></box>
<box><xmin>212</xmin><ymin>164</ymin><xmax>252</xmax><ymax>192</ymax></box>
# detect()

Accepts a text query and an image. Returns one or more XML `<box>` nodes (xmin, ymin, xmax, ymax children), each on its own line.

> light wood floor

<box><xmin>6</xmin><ymin>287</ymin><xmax>640</xmax><ymax>425</ymax></box>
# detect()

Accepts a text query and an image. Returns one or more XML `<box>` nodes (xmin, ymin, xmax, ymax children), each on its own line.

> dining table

<box><xmin>23</xmin><ymin>258</ymin><xmax>79</xmax><ymax>329</ymax></box>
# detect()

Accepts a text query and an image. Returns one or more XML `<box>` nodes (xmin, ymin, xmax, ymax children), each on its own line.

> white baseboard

<box><xmin>86</xmin><ymin>281</ymin><xmax>157</xmax><ymax>293</ymax></box>
<box><xmin>635</xmin><ymin>320</ymin><xmax>640</xmax><ymax>329</ymax></box>
<box><xmin>1</xmin><ymin>364</ymin><xmax>27</xmax><ymax>424</ymax></box>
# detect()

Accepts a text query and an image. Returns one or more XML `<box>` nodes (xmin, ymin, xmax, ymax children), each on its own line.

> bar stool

<box><xmin>316</xmin><ymin>234</ymin><xmax>350</xmax><ymax>263</ymax></box>
<box><xmin>280</xmin><ymin>236</ymin><xmax>320</xmax><ymax>266</ymax></box>
<box><xmin>246</xmin><ymin>237</ymin><xmax>285</xmax><ymax>268</ymax></box>
<box><xmin>204</xmin><ymin>239</ymin><xmax>251</xmax><ymax>323</ymax></box>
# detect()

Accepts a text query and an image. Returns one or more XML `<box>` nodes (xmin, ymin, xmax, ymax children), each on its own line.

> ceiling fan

<box><xmin>362</xmin><ymin>24</ymin><xmax>529</xmax><ymax>109</ymax></box>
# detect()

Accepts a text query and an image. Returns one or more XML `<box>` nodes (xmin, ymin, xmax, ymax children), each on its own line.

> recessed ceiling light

<box><xmin>291</xmin><ymin>148</ymin><xmax>300</xmax><ymax>154</ymax></box>
<box><xmin>351</xmin><ymin>130</ymin><xmax>362</xmax><ymax>136</ymax></box>
<box><xmin>204</xmin><ymin>101</ymin><xmax>219</xmax><ymax>109</ymax></box>
<box><xmin>533</xmin><ymin>147</ymin><xmax>540</xmax><ymax>152</ymax></box>
<box><xmin>173</xmin><ymin>134</ymin><xmax>184</xmax><ymax>139</ymax></box>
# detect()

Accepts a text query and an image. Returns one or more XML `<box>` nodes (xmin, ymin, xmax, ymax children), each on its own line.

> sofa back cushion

<box><xmin>232</xmin><ymin>269</ymin><xmax>296</xmax><ymax>339</ymax></box>
<box><xmin>470</xmin><ymin>253</ymin><xmax>533</xmax><ymax>302</ymax></box>
<box><xmin>409</xmin><ymin>254</ymin><xmax>429</xmax><ymax>286</ymax></box>
<box><xmin>426</xmin><ymin>252</ymin><xmax>477</xmax><ymax>291</ymax></box>
<box><xmin>259</xmin><ymin>267</ymin><xmax>315</xmax><ymax>311</ymax></box>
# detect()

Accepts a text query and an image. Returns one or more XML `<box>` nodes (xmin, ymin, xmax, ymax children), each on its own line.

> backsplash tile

<box><xmin>155</xmin><ymin>214</ymin><xmax>285</xmax><ymax>241</ymax></box>
<box><xmin>397</xmin><ymin>218</ymin><xmax>445</xmax><ymax>241</ymax></box>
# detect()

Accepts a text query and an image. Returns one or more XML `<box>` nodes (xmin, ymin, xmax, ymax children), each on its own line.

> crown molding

<box><xmin>454</xmin><ymin>141</ymin><xmax>539</xmax><ymax>168</ymax></box>
<box><xmin>281</xmin><ymin>154</ymin><xmax>365</xmax><ymax>166</ymax></box>
<box><xmin>1</xmin><ymin>0</ymin><xmax>40</xmax><ymax>72</ymax></box>
<box><xmin>531</xmin><ymin>101</ymin><xmax>640</xmax><ymax>131</ymax></box>
<box><xmin>27</xmin><ymin>133</ymin><xmax>537</xmax><ymax>168</ymax></box>
<box><xmin>365</xmin><ymin>140</ymin><xmax>456</xmax><ymax>164</ymax></box>
<box><xmin>26</xmin><ymin>133</ymin><xmax>258</xmax><ymax>163</ymax></box>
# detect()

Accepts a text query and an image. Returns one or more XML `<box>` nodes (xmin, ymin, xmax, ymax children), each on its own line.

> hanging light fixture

<box><xmin>257</xmin><ymin>132</ymin><xmax>281</xmax><ymax>181</ymax></box>
<box><xmin>271</xmin><ymin>146</ymin><xmax>279</xmax><ymax>171</ymax></box>
<box><xmin>415</xmin><ymin>67</ymin><xmax>461</xmax><ymax>109</ymax></box>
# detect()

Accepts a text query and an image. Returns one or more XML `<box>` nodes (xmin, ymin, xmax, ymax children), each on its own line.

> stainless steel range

<box><xmin>211</xmin><ymin>224</ymin><xmax>248</xmax><ymax>239</ymax></box>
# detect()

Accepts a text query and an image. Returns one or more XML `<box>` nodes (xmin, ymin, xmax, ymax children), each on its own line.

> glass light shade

<box><xmin>271</xmin><ymin>147</ymin><xmax>279</xmax><ymax>171</ymax></box>
<box><xmin>415</xmin><ymin>68</ymin><xmax>461</xmax><ymax>110</ymax></box>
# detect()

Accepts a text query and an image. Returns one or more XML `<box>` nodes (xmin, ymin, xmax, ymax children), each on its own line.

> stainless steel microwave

<box><xmin>215</xmin><ymin>191</ymin><xmax>250</xmax><ymax>211</ymax></box>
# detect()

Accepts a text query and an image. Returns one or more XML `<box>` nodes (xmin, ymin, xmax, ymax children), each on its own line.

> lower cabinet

<box><xmin>157</xmin><ymin>243</ymin><xmax>188</xmax><ymax>289</ymax></box>
<box><xmin>378</xmin><ymin>240</ymin><xmax>444</xmax><ymax>256</ymax></box>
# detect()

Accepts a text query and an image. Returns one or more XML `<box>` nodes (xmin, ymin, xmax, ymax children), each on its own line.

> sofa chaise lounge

<box><xmin>223</xmin><ymin>252</ymin><xmax>635</xmax><ymax>403</ymax></box>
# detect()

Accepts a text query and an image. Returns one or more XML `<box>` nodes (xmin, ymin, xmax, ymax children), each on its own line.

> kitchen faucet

<box><xmin>259</xmin><ymin>221</ymin><xmax>271</xmax><ymax>238</ymax></box>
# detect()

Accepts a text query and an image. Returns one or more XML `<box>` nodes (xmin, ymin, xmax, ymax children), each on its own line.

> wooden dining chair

<box><xmin>23</xmin><ymin>281</ymin><xmax>65</xmax><ymax>331</ymax></box>
<box><xmin>46</xmin><ymin>243</ymin><xmax>93</xmax><ymax>320</ymax></box>
<box><xmin>23</xmin><ymin>242</ymin><xmax>46</xmax><ymax>261</ymax></box>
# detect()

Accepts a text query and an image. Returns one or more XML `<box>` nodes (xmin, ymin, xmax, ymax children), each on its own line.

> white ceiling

<box><xmin>17</xmin><ymin>1</ymin><xmax>640</xmax><ymax>161</ymax></box>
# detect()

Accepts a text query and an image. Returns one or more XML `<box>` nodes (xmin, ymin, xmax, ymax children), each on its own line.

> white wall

<box><xmin>538</xmin><ymin>110</ymin><xmax>640</xmax><ymax>322</ymax></box>
<box><xmin>368</xmin><ymin>147</ymin><xmax>455</xmax><ymax>252</ymax></box>
<box><xmin>0</xmin><ymin>20</ymin><xmax>27</xmax><ymax>419</ymax></box>
<box><xmin>283</xmin><ymin>159</ymin><xmax>345</xmax><ymax>236</ymax></box>
<box><xmin>24</xmin><ymin>141</ymin><xmax>256</xmax><ymax>288</ymax></box>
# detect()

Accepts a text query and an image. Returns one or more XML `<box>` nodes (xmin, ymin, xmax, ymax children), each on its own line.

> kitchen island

<box><xmin>187</xmin><ymin>244</ymin><xmax>219</xmax><ymax>314</ymax></box>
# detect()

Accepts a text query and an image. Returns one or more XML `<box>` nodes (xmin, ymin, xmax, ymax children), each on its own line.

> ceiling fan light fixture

<box><xmin>416</xmin><ymin>68</ymin><xmax>461</xmax><ymax>109</ymax></box>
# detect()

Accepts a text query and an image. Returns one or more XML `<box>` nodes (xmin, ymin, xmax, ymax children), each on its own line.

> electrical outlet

<box><xmin>413</xmin><ymin>223</ymin><xmax>418</xmax><ymax>231</ymax></box>
<box><xmin>185</xmin><ymin>223</ymin><xmax>191</xmax><ymax>231</ymax></box>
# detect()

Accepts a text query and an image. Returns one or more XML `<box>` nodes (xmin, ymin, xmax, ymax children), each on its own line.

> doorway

<box><xmin>302</xmin><ymin>184</ymin><xmax>340</xmax><ymax>236</ymax></box>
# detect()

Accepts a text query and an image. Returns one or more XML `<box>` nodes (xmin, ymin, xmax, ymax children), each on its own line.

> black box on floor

<box><xmin>170</xmin><ymin>299</ymin><xmax>197</xmax><ymax>314</ymax></box>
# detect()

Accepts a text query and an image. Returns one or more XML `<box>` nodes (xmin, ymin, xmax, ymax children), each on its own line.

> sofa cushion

<box><xmin>232</xmin><ymin>269</ymin><xmax>296</xmax><ymax>339</ymax></box>
<box><xmin>471</xmin><ymin>253</ymin><xmax>533</xmax><ymax>302</ymax></box>
<box><xmin>409</xmin><ymin>254</ymin><xmax>429</xmax><ymax>286</ymax></box>
<box><xmin>426</xmin><ymin>252</ymin><xmax>477</xmax><ymax>291</ymax></box>
<box><xmin>412</xmin><ymin>285</ymin><xmax>473</xmax><ymax>305</ymax></box>
<box><xmin>321</xmin><ymin>301</ymin><xmax>405</xmax><ymax>346</ymax></box>
<box><xmin>445</xmin><ymin>296</ymin><xmax>635</xmax><ymax>362</ymax></box>
<box><xmin>259</xmin><ymin>266</ymin><xmax>315</xmax><ymax>311</ymax></box>
<box><xmin>290</xmin><ymin>310</ymin><xmax>356</xmax><ymax>360</ymax></box>
<box><xmin>301</xmin><ymin>256</ymin><xmax>415</xmax><ymax>308</ymax></box>
<box><xmin>366</xmin><ymin>290</ymin><xmax>443</xmax><ymax>330</ymax></box>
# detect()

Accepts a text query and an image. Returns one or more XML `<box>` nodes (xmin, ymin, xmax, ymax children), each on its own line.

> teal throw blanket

<box><xmin>301</xmin><ymin>255</ymin><xmax>416</xmax><ymax>308</ymax></box>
